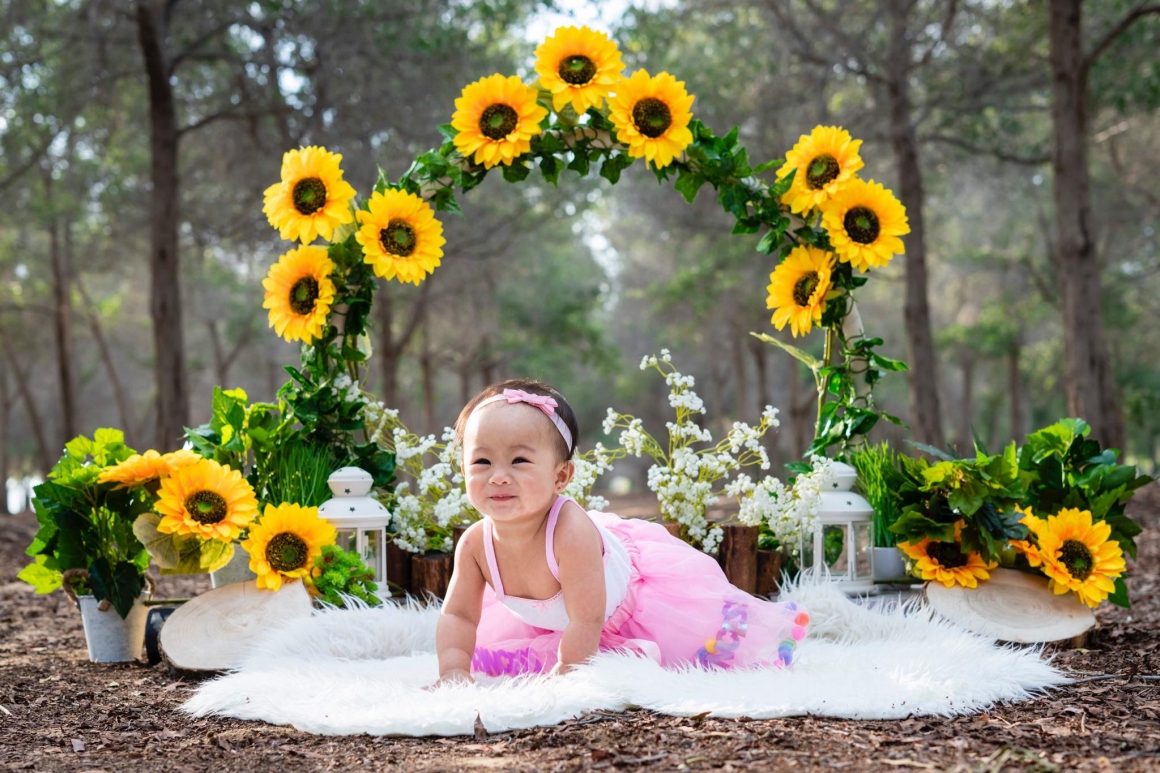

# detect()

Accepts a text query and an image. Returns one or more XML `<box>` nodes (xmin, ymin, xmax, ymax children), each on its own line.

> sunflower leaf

<box><xmin>769</xmin><ymin>168</ymin><xmax>795</xmax><ymax>198</ymax></box>
<box><xmin>753</xmin><ymin>157</ymin><xmax>783</xmax><ymax>175</ymax></box>
<box><xmin>749</xmin><ymin>332</ymin><xmax>822</xmax><ymax>371</ymax></box>
<box><xmin>674</xmin><ymin>170</ymin><xmax>705</xmax><ymax>203</ymax></box>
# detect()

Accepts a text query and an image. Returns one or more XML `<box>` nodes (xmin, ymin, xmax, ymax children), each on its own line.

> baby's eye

<box><xmin>472</xmin><ymin>458</ymin><xmax>490</xmax><ymax>466</ymax></box>
<box><xmin>513</xmin><ymin>456</ymin><xmax>530</xmax><ymax>464</ymax></box>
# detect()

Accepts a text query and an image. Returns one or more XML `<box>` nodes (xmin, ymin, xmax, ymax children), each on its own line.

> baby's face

<box><xmin>462</xmin><ymin>402</ymin><xmax>571</xmax><ymax>523</ymax></box>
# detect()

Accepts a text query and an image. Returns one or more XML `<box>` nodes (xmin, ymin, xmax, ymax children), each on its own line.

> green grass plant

<box><xmin>850</xmin><ymin>442</ymin><xmax>903</xmax><ymax>548</ymax></box>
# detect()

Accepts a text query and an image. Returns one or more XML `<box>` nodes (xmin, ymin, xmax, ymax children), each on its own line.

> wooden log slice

<box><xmin>755</xmin><ymin>549</ymin><xmax>783</xmax><ymax>598</ymax></box>
<box><xmin>659</xmin><ymin>520</ymin><xmax>683</xmax><ymax>540</ymax></box>
<box><xmin>159</xmin><ymin>580</ymin><xmax>312</xmax><ymax>672</ymax></box>
<box><xmin>925</xmin><ymin>566</ymin><xmax>1095</xmax><ymax>645</ymax></box>
<box><xmin>386</xmin><ymin>542</ymin><xmax>413</xmax><ymax>597</ymax></box>
<box><xmin>411</xmin><ymin>553</ymin><xmax>453</xmax><ymax>601</ymax></box>
<box><xmin>717</xmin><ymin>524</ymin><xmax>759</xmax><ymax>594</ymax></box>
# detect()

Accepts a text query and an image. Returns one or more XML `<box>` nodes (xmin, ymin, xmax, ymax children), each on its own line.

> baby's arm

<box><xmin>434</xmin><ymin>523</ymin><xmax>486</xmax><ymax>685</ymax></box>
<box><xmin>554</xmin><ymin>502</ymin><xmax>607</xmax><ymax>673</ymax></box>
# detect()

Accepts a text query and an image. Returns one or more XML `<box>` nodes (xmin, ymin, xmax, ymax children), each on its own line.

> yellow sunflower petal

<box><xmin>244</xmin><ymin>503</ymin><xmax>337</xmax><ymax>591</ymax></box>
<box><xmin>821</xmin><ymin>178</ymin><xmax>910</xmax><ymax>272</ymax></box>
<box><xmin>262</xmin><ymin>146</ymin><xmax>356</xmax><ymax>245</ymax></box>
<box><xmin>608</xmin><ymin>69</ymin><xmax>695</xmax><ymax>170</ymax></box>
<box><xmin>765</xmin><ymin>245</ymin><xmax>836</xmax><ymax>338</ymax></box>
<box><xmin>776</xmin><ymin>126</ymin><xmax>864</xmax><ymax>215</ymax></box>
<box><xmin>355</xmin><ymin>188</ymin><xmax>445</xmax><ymax>286</ymax></box>
<box><xmin>262</xmin><ymin>245</ymin><xmax>337</xmax><ymax>344</ymax></box>
<box><xmin>451</xmin><ymin>74</ymin><xmax>548</xmax><ymax>169</ymax></box>
<box><xmin>1032</xmin><ymin>507</ymin><xmax>1125</xmax><ymax>607</ymax></box>
<box><xmin>154</xmin><ymin>459</ymin><xmax>258</xmax><ymax>542</ymax></box>
<box><xmin>534</xmin><ymin>26</ymin><xmax>624</xmax><ymax>115</ymax></box>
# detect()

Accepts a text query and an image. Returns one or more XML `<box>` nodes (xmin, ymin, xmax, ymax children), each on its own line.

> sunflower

<box><xmin>262</xmin><ymin>246</ymin><xmax>337</xmax><ymax>344</ymax></box>
<box><xmin>452</xmin><ymin>74</ymin><xmax>549</xmax><ymax>169</ymax></box>
<box><xmin>766</xmin><ymin>245</ymin><xmax>836</xmax><ymax>338</ymax></box>
<box><xmin>262</xmin><ymin>146</ymin><xmax>357</xmax><ymax>244</ymax></box>
<box><xmin>155</xmin><ymin>459</ymin><xmax>259</xmax><ymax>542</ymax></box>
<box><xmin>355</xmin><ymin>188</ymin><xmax>445</xmax><ymax>285</ymax></box>
<box><xmin>98</xmin><ymin>448</ymin><xmax>203</xmax><ymax>489</ymax></box>
<box><xmin>534</xmin><ymin>26</ymin><xmax>624</xmax><ymax>114</ymax></box>
<box><xmin>776</xmin><ymin>126</ymin><xmax>864</xmax><ymax>215</ymax></box>
<box><xmin>1028</xmin><ymin>507</ymin><xmax>1126</xmax><ymax>608</ymax></box>
<box><xmin>899</xmin><ymin>523</ymin><xmax>996</xmax><ymax>589</ymax></box>
<box><xmin>1009</xmin><ymin>506</ymin><xmax>1048</xmax><ymax>567</ymax></box>
<box><xmin>242</xmin><ymin>503</ymin><xmax>337</xmax><ymax>591</ymax></box>
<box><xmin>820</xmin><ymin>178</ymin><xmax>910</xmax><ymax>272</ymax></box>
<box><xmin>608</xmin><ymin>69</ymin><xmax>695</xmax><ymax>169</ymax></box>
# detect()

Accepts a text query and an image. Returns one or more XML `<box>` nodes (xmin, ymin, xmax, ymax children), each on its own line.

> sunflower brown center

<box><xmin>926</xmin><ymin>541</ymin><xmax>968</xmax><ymax>569</ymax></box>
<box><xmin>479</xmin><ymin>104</ymin><xmax>519</xmax><ymax>140</ymax></box>
<box><xmin>792</xmin><ymin>271</ymin><xmax>821</xmax><ymax>307</ymax></box>
<box><xmin>559</xmin><ymin>55</ymin><xmax>597</xmax><ymax>86</ymax></box>
<box><xmin>380</xmin><ymin>219</ymin><xmax>416</xmax><ymax>257</ymax></box>
<box><xmin>1059</xmin><ymin>539</ymin><xmax>1094</xmax><ymax>581</ymax></box>
<box><xmin>632</xmin><ymin>98</ymin><xmax>672</xmax><ymax>138</ymax></box>
<box><xmin>289</xmin><ymin>277</ymin><xmax>320</xmax><ymax>315</ymax></box>
<box><xmin>806</xmin><ymin>154</ymin><xmax>841</xmax><ymax>189</ymax></box>
<box><xmin>266</xmin><ymin>532</ymin><xmax>309</xmax><ymax>573</ymax></box>
<box><xmin>292</xmin><ymin>177</ymin><xmax>328</xmax><ymax>215</ymax></box>
<box><xmin>844</xmin><ymin>206</ymin><xmax>881</xmax><ymax>244</ymax></box>
<box><xmin>185</xmin><ymin>490</ymin><xmax>228</xmax><ymax>525</ymax></box>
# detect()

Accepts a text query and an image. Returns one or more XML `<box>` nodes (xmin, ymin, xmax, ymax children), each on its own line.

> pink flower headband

<box><xmin>477</xmin><ymin>388</ymin><xmax>573</xmax><ymax>451</ymax></box>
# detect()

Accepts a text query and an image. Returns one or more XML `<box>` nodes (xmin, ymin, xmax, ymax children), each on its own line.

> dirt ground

<box><xmin>3</xmin><ymin>489</ymin><xmax>1160</xmax><ymax>772</ymax></box>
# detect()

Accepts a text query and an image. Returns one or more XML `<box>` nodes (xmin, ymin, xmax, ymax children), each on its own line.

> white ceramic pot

<box><xmin>872</xmin><ymin>546</ymin><xmax>908</xmax><ymax>582</ymax></box>
<box><xmin>210</xmin><ymin>545</ymin><xmax>257</xmax><ymax>588</ymax></box>
<box><xmin>77</xmin><ymin>595</ymin><xmax>149</xmax><ymax>663</ymax></box>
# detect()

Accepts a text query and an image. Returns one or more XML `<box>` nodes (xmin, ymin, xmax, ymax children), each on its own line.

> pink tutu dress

<box><xmin>471</xmin><ymin>495</ymin><xmax>810</xmax><ymax>676</ymax></box>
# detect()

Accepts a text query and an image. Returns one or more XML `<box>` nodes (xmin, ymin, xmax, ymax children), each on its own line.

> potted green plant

<box><xmin>849</xmin><ymin>442</ymin><xmax>908</xmax><ymax>582</ymax></box>
<box><xmin>18</xmin><ymin>429</ymin><xmax>156</xmax><ymax>662</ymax></box>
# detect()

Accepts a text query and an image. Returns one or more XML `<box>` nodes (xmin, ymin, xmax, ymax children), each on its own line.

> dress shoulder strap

<box><xmin>545</xmin><ymin>495</ymin><xmax>606</xmax><ymax>582</ymax></box>
<box><xmin>482</xmin><ymin>517</ymin><xmax>505</xmax><ymax>600</ymax></box>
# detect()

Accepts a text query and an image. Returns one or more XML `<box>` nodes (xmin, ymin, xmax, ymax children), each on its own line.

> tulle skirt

<box><xmin>471</xmin><ymin>512</ymin><xmax>809</xmax><ymax>676</ymax></box>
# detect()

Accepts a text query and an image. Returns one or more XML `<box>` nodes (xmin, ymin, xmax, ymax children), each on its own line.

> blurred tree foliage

<box><xmin>0</xmin><ymin>0</ymin><xmax>1157</xmax><ymax>500</ymax></box>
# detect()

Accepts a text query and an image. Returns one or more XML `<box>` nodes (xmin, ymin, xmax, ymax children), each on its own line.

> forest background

<box><xmin>0</xmin><ymin>0</ymin><xmax>1157</xmax><ymax>513</ymax></box>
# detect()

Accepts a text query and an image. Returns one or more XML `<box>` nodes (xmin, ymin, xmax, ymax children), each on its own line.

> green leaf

<box><xmin>1108</xmin><ymin>576</ymin><xmax>1130</xmax><ymax>608</ymax></box>
<box><xmin>753</xmin><ymin>157</ymin><xmax>783</xmax><ymax>175</ymax></box>
<box><xmin>906</xmin><ymin>441</ymin><xmax>957</xmax><ymax>462</ymax></box>
<box><xmin>18</xmin><ymin>555</ymin><xmax>62</xmax><ymax>595</ymax></box>
<box><xmin>599</xmin><ymin>153</ymin><xmax>633</xmax><ymax>184</ymax></box>
<box><xmin>674</xmin><ymin>170</ymin><xmax>705</xmax><ymax>203</ymax></box>
<box><xmin>501</xmin><ymin>161</ymin><xmax>531</xmax><ymax>183</ymax></box>
<box><xmin>750</xmin><ymin>332</ymin><xmax>822</xmax><ymax>370</ymax></box>
<box><xmin>198</xmin><ymin>539</ymin><xmax>235</xmax><ymax>572</ymax></box>
<box><xmin>768</xmin><ymin>169</ymin><xmax>795</xmax><ymax>198</ymax></box>
<box><xmin>87</xmin><ymin>557</ymin><xmax>144</xmax><ymax>619</ymax></box>
<box><xmin>133</xmin><ymin>513</ymin><xmax>181</xmax><ymax>569</ymax></box>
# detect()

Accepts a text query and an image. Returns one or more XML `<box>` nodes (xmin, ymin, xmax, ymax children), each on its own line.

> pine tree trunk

<box><xmin>0</xmin><ymin>370</ymin><xmax>10</xmax><ymax>515</ymax></box>
<box><xmin>421</xmin><ymin>319</ymin><xmax>435</xmax><ymax>436</ymax></box>
<box><xmin>377</xmin><ymin>281</ymin><xmax>400</xmax><ymax>408</ymax></box>
<box><xmin>886</xmin><ymin>0</ymin><xmax>945</xmax><ymax>448</ymax></box>
<box><xmin>78</xmin><ymin>283</ymin><xmax>137</xmax><ymax>448</ymax></box>
<box><xmin>732</xmin><ymin>332</ymin><xmax>748</xmax><ymax>421</ymax></box>
<box><xmin>1008</xmin><ymin>343</ymin><xmax>1023</xmax><ymax>442</ymax></box>
<box><xmin>44</xmin><ymin>171</ymin><xmax>77</xmax><ymax>444</ymax></box>
<box><xmin>1048</xmin><ymin>0</ymin><xmax>1124</xmax><ymax>449</ymax></box>
<box><xmin>1</xmin><ymin>340</ymin><xmax>54</xmax><ymax>474</ymax></box>
<box><xmin>957</xmin><ymin>354</ymin><xmax>974</xmax><ymax>456</ymax></box>
<box><xmin>138</xmin><ymin>1</ymin><xmax>189</xmax><ymax>449</ymax></box>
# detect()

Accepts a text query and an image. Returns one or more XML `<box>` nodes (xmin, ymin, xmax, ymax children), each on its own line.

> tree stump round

<box><xmin>411</xmin><ymin>553</ymin><xmax>453</xmax><ymax>601</ymax></box>
<box><xmin>755</xmin><ymin>549</ymin><xmax>783</xmax><ymax>597</ymax></box>
<box><xmin>386</xmin><ymin>542</ymin><xmax>412</xmax><ymax>597</ymax></box>
<box><xmin>717</xmin><ymin>524</ymin><xmax>759</xmax><ymax>594</ymax></box>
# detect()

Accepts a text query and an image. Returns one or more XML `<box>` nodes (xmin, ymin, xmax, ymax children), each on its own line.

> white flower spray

<box><xmin>603</xmin><ymin>350</ymin><xmax>781</xmax><ymax>554</ymax></box>
<box><xmin>729</xmin><ymin>455</ymin><xmax>837</xmax><ymax>556</ymax></box>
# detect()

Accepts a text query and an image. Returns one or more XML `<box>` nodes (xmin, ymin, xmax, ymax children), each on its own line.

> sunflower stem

<box><xmin>815</xmin><ymin>325</ymin><xmax>835</xmax><ymax>439</ymax></box>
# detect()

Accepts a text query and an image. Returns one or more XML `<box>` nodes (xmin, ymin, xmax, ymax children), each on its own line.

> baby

<box><xmin>434</xmin><ymin>379</ymin><xmax>809</xmax><ymax>685</ymax></box>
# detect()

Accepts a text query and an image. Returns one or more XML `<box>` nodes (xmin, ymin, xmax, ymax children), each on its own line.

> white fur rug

<box><xmin>182</xmin><ymin>583</ymin><xmax>1067</xmax><ymax>736</ymax></box>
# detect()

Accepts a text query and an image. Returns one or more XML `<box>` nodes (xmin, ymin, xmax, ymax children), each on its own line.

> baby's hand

<box><xmin>426</xmin><ymin>668</ymin><xmax>474</xmax><ymax>690</ymax></box>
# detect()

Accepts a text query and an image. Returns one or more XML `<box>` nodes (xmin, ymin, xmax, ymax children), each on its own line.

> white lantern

<box><xmin>802</xmin><ymin>461</ymin><xmax>875</xmax><ymax>594</ymax></box>
<box><xmin>318</xmin><ymin>466</ymin><xmax>390</xmax><ymax>584</ymax></box>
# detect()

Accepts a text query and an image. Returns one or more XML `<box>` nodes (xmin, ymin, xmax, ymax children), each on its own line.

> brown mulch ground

<box><xmin>3</xmin><ymin>490</ymin><xmax>1160</xmax><ymax>772</ymax></box>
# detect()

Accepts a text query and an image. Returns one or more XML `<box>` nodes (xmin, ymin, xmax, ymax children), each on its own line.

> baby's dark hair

<box><xmin>454</xmin><ymin>379</ymin><xmax>579</xmax><ymax>461</ymax></box>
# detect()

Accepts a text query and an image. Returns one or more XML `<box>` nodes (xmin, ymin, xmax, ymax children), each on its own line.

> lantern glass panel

<box><xmin>800</xmin><ymin>533</ymin><xmax>815</xmax><ymax>571</ymax></box>
<box><xmin>824</xmin><ymin>524</ymin><xmax>849</xmax><ymax>575</ymax></box>
<box><xmin>336</xmin><ymin>529</ymin><xmax>358</xmax><ymax>554</ymax></box>
<box><xmin>854</xmin><ymin>522</ymin><xmax>872</xmax><ymax>579</ymax></box>
<box><xmin>364</xmin><ymin>529</ymin><xmax>383</xmax><ymax>579</ymax></box>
